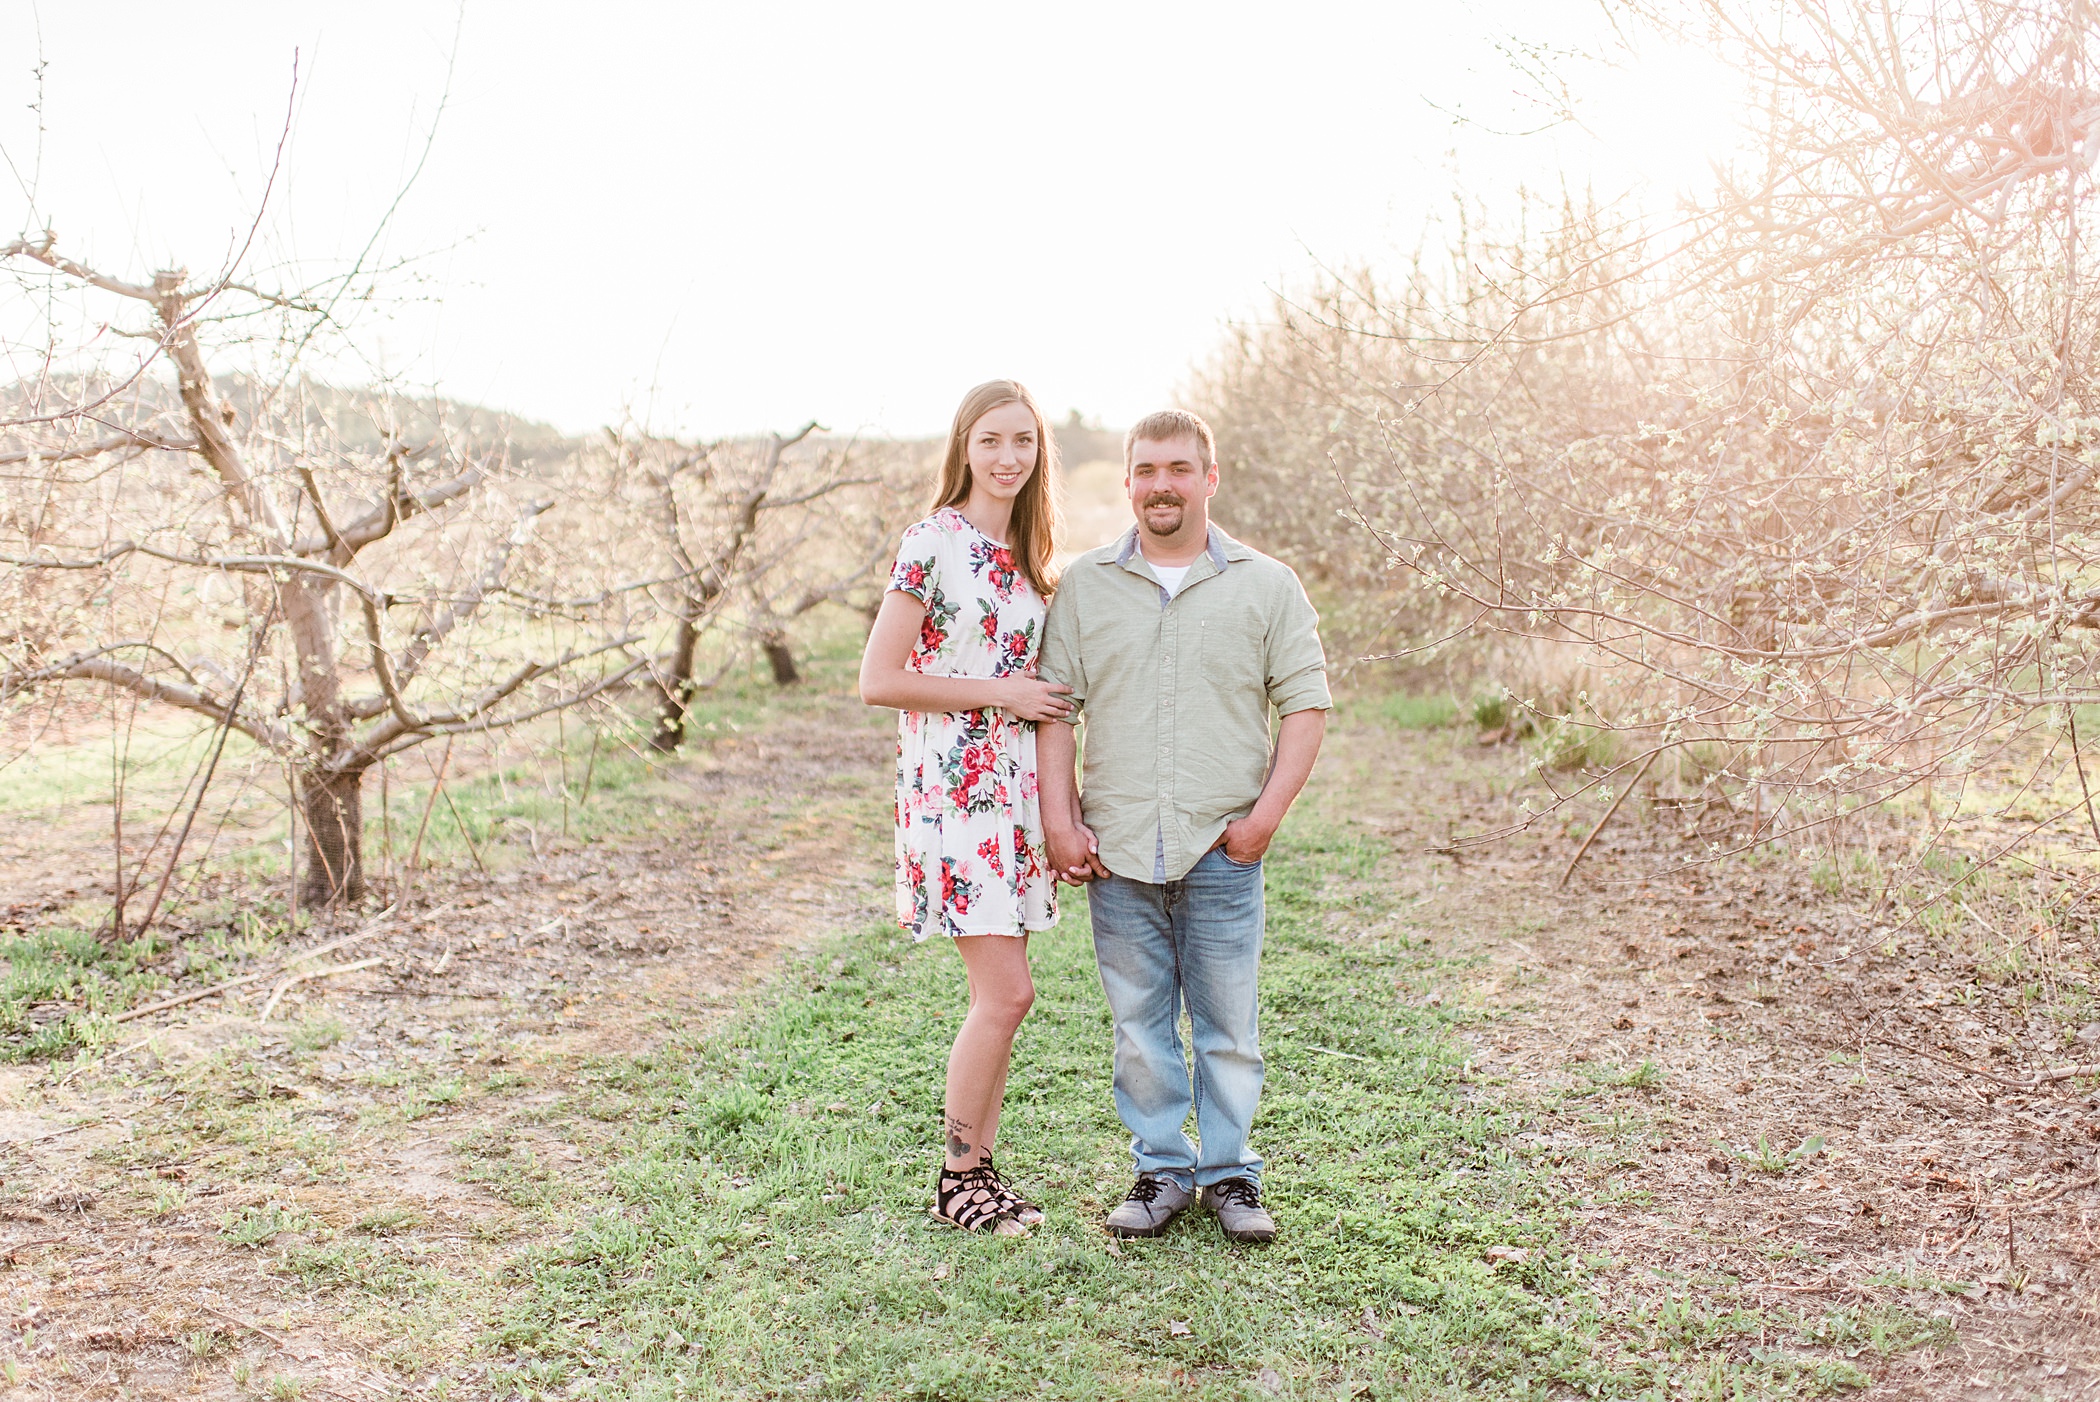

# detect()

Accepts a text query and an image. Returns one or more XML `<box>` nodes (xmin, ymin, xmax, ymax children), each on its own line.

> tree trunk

<box><xmin>652</xmin><ymin>608</ymin><xmax>701</xmax><ymax>752</ymax></box>
<box><xmin>760</xmin><ymin>628</ymin><xmax>800</xmax><ymax>686</ymax></box>
<box><xmin>300</xmin><ymin>767</ymin><xmax>366</xmax><ymax>906</ymax></box>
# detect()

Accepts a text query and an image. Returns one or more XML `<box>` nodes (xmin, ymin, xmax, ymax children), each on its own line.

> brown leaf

<box><xmin>1166</xmin><ymin>1319</ymin><xmax>1192</xmax><ymax>1337</ymax></box>
<box><xmin>1483</xmin><ymin>1244</ymin><xmax>1529</xmax><ymax>1266</ymax></box>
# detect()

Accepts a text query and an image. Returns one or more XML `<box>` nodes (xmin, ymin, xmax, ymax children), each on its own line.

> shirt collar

<box><xmin>1109</xmin><ymin>523</ymin><xmax>1249</xmax><ymax>572</ymax></box>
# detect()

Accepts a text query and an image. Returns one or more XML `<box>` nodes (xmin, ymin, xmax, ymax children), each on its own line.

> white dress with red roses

<box><xmin>887</xmin><ymin>507</ymin><xmax>1058</xmax><ymax>941</ymax></box>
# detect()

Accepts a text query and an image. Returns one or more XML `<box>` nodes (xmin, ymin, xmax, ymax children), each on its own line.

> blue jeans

<box><xmin>1087</xmin><ymin>846</ymin><xmax>1266</xmax><ymax>1190</ymax></box>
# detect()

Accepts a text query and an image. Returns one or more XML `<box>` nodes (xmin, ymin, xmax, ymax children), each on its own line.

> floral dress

<box><xmin>887</xmin><ymin>507</ymin><xmax>1058</xmax><ymax>941</ymax></box>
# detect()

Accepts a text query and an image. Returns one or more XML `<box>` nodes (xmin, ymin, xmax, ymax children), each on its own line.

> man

<box><xmin>1037</xmin><ymin>409</ymin><xmax>1329</xmax><ymax>1244</ymax></box>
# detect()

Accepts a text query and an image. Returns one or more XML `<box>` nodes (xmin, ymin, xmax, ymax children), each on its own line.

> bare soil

<box><xmin>0</xmin><ymin>698</ymin><xmax>896</xmax><ymax>1400</ymax></box>
<box><xmin>1336</xmin><ymin>727</ymin><xmax>2100</xmax><ymax>1400</ymax></box>
<box><xmin>3</xmin><ymin>704</ymin><xmax>2097</xmax><ymax>1399</ymax></box>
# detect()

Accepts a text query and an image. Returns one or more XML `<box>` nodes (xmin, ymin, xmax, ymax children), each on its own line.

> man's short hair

<box><xmin>1124</xmin><ymin>409</ymin><xmax>1216</xmax><ymax>468</ymax></box>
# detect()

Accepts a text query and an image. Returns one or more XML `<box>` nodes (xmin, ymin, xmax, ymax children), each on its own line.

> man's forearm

<box><xmin>1038</xmin><ymin>720</ymin><xmax>1081</xmax><ymax>833</ymax></box>
<box><xmin>1250</xmin><ymin>708</ymin><xmax>1327</xmax><ymax>830</ymax></box>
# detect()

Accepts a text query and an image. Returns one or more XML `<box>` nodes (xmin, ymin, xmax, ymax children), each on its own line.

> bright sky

<box><xmin>0</xmin><ymin>2</ymin><xmax>1745</xmax><ymax>439</ymax></box>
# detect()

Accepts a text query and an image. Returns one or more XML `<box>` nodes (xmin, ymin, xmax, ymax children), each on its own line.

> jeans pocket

<box><xmin>1218</xmin><ymin>850</ymin><xmax>1262</xmax><ymax>870</ymax></box>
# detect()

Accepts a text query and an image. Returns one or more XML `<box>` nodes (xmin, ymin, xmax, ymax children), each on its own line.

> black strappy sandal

<box><xmin>934</xmin><ymin>1162</ymin><xmax>1028</xmax><ymax>1235</ymax></box>
<box><xmin>980</xmin><ymin>1154</ymin><xmax>1045</xmax><ymax>1227</ymax></box>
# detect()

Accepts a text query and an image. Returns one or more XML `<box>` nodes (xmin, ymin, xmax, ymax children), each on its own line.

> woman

<box><xmin>859</xmin><ymin>379</ymin><xmax>1071</xmax><ymax>1236</ymax></box>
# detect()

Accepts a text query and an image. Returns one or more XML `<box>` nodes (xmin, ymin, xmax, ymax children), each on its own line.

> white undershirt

<box><xmin>1145</xmin><ymin>555</ymin><xmax>1201</xmax><ymax>878</ymax></box>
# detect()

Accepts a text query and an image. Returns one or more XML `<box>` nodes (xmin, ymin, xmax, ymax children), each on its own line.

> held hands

<box><xmin>997</xmin><ymin>677</ymin><xmax>1075</xmax><ymax>723</ymax></box>
<box><xmin>1046</xmin><ymin>821</ymin><xmax>1108</xmax><ymax>885</ymax></box>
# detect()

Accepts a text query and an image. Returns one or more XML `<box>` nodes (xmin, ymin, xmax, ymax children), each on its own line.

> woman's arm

<box><xmin>858</xmin><ymin>591</ymin><xmax>1073</xmax><ymax>720</ymax></box>
<box><xmin>1038</xmin><ymin>719</ymin><xmax>1106</xmax><ymax>881</ymax></box>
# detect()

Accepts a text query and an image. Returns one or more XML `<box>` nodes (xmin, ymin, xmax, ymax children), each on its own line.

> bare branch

<box><xmin>285</xmin><ymin>455</ymin><xmax>482</xmax><ymax>557</ymax></box>
<box><xmin>3</xmin><ymin>232</ymin><xmax>157</xmax><ymax>300</ymax></box>
<box><xmin>0</xmin><ymin>430</ymin><xmax>195</xmax><ymax>467</ymax></box>
<box><xmin>392</xmin><ymin>499</ymin><xmax>554</xmax><ymax>688</ymax></box>
<box><xmin>0</xmin><ymin>541</ymin><xmax>392</xmax><ymax>600</ymax></box>
<box><xmin>1</xmin><ymin>649</ymin><xmax>283</xmax><ymax>748</ymax></box>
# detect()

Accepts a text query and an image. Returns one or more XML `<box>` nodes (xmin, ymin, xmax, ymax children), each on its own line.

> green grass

<box><xmin>1351</xmin><ymin>691</ymin><xmax>1461</xmax><ymax>731</ymax></box>
<box><xmin>220</xmin><ymin>1200</ymin><xmax>322</xmax><ymax>1249</ymax></box>
<box><xmin>0</xmin><ymin>709</ymin><xmax>239</xmax><ymax>820</ymax></box>
<box><xmin>1472</xmin><ymin>692</ymin><xmax>1524</xmax><ymax>735</ymax></box>
<box><xmin>0</xmin><ymin>925</ymin><xmax>169</xmax><ymax>1060</ymax></box>
<box><xmin>0</xmin><ymin>641</ymin><xmax>864</xmax><ymax>1057</ymax></box>
<box><xmin>462</xmin><ymin>823</ymin><xmax>1891</xmax><ymax>1401</ymax></box>
<box><xmin>0</xmin><ymin>899</ymin><xmax>307</xmax><ymax>1061</ymax></box>
<box><xmin>1723</xmin><ymin>1134</ymin><xmax>1826</xmax><ymax>1176</ymax></box>
<box><xmin>1531</xmin><ymin>720</ymin><xmax>1621</xmax><ymax>775</ymax></box>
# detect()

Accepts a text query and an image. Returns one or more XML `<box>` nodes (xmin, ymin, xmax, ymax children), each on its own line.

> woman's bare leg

<box><xmin>944</xmin><ymin>934</ymin><xmax>1033</xmax><ymax>1171</ymax></box>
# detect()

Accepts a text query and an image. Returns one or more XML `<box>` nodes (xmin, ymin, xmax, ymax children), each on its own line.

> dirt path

<box><xmin>3</xmin><ymin>704</ymin><xmax>2096</xmax><ymax>1398</ymax></box>
<box><xmin>0</xmin><ymin>698</ymin><xmax>895</xmax><ymax>1399</ymax></box>
<box><xmin>1330</xmin><ymin>726</ymin><xmax>2100</xmax><ymax>1399</ymax></box>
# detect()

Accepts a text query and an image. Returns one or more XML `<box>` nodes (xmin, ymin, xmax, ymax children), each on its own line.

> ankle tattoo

<box><xmin>945</xmin><ymin>1114</ymin><xmax>975</xmax><ymax>1159</ymax></box>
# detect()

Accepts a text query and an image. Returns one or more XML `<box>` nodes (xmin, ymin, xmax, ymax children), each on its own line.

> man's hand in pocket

<box><xmin>1219</xmin><ymin>815</ymin><xmax>1275</xmax><ymax>865</ymax></box>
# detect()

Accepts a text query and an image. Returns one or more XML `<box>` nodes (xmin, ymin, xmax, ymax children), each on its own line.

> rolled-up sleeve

<box><xmin>1038</xmin><ymin>584</ymin><xmax>1087</xmax><ymax>714</ymax></box>
<box><xmin>1265</xmin><ymin>573</ymin><xmax>1331</xmax><ymax>715</ymax></box>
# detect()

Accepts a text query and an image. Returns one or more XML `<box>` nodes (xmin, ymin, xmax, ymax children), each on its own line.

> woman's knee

<box><xmin>982</xmin><ymin>978</ymin><xmax>1034</xmax><ymax>1032</ymax></box>
<box><xmin>955</xmin><ymin>936</ymin><xmax>1035</xmax><ymax>1030</ymax></box>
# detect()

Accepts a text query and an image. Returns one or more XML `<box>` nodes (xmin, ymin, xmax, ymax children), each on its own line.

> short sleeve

<box><xmin>887</xmin><ymin>520</ymin><xmax>941</xmax><ymax>602</ymax></box>
<box><xmin>1265</xmin><ymin>569</ymin><xmax>1331</xmax><ymax>715</ymax></box>
<box><xmin>1038</xmin><ymin>580</ymin><xmax>1087</xmax><ymax>714</ymax></box>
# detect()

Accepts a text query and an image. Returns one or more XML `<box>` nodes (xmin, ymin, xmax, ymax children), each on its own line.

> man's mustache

<box><xmin>1142</xmin><ymin>492</ymin><xmax>1185</xmax><ymax>509</ymax></box>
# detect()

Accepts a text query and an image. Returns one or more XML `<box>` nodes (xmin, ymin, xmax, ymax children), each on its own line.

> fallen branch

<box><xmin>1302</xmin><ymin>1043</ymin><xmax>1373</xmax><ymax>1062</ymax></box>
<box><xmin>1739</xmin><ymin>1280</ymin><xmax>1851</xmax><ymax>1294</ymax></box>
<box><xmin>257</xmin><ymin>956</ymin><xmax>388</xmax><ymax>1021</ymax></box>
<box><xmin>201</xmin><ymin>1304</ymin><xmax>309</xmax><ymax>1357</ymax></box>
<box><xmin>110</xmin><ymin>910</ymin><xmax>405</xmax><ymax>1024</ymax></box>
<box><xmin>1881</xmin><ymin>1038</ymin><xmax>2100</xmax><ymax>1094</ymax></box>
<box><xmin>2015</xmin><ymin>1173</ymin><xmax>2100</xmax><ymax>1208</ymax></box>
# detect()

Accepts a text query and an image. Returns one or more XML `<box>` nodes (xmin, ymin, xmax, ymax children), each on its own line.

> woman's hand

<box><xmin>996</xmin><ymin>677</ymin><xmax>1075</xmax><ymax>723</ymax></box>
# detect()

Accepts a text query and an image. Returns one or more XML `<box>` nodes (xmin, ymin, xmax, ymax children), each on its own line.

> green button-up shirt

<box><xmin>1038</xmin><ymin>524</ymin><xmax>1331</xmax><ymax>883</ymax></box>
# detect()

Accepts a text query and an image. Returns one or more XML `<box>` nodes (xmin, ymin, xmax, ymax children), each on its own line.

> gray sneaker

<box><xmin>1104</xmin><ymin>1173</ymin><xmax>1191</xmax><ymax>1237</ymax></box>
<box><xmin>1199</xmin><ymin>1177</ymin><xmax>1275</xmax><ymax>1243</ymax></box>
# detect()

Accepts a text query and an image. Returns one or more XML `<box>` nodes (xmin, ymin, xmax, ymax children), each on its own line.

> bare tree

<box><xmin>618</xmin><ymin>424</ymin><xmax>894</xmax><ymax>747</ymax></box>
<box><xmin>738</xmin><ymin>444</ymin><xmax>919</xmax><ymax>686</ymax></box>
<box><xmin>1199</xmin><ymin>0</ymin><xmax>2100</xmax><ymax>884</ymax></box>
<box><xmin>0</xmin><ymin>237</ymin><xmax>647</xmax><ymax>909</ymax></box>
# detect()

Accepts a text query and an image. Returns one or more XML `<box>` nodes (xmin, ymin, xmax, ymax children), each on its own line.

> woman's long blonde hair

<box><xmin>932</xmin><ymin>379</ymin><xmax>1060</xmax><ymax>598</ymax></box>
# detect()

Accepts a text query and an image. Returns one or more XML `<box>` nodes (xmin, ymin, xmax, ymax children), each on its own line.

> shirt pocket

<box><xmin>1199</xmin><ymin>603</ymin><xmax>1268</xmax><ymax>691</ymax></box>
